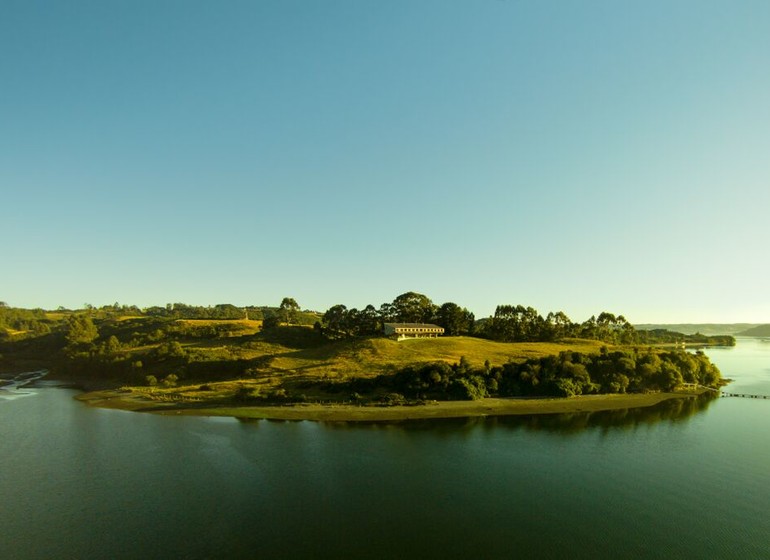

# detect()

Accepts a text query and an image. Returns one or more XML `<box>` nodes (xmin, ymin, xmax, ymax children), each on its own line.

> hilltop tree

<box><xmin>323</xmin><ymin>304</ymin><xmax>349</xmax><ymax>336</ymax></box>
<box><xmin>278</xmin><ymin>297</ymin><xmax>300</xmax><ymax>325</ymax></box>
<box><xmin>543</xmin><ymin>311</ymin><xmax>573</xmax><ymax>341</ymax></box>
<box><xmin>390</xmin><ymin>292</ymin><xmax>437</xmax><ymax>323</ymax></box>
<box><xmin>322</xmin><ymin>303</ymin><xmax>382</xmax><ymax>338</ymax></box>
<box><xmin>486</xmin><ymin>305</ymin><xmax>545</xmax><ymax>342</ymax></box>
<box><xmin>436</xmin><ymin>302</ymin><xmax>475</xmax><ymax>336</ymax></box>
<box><xmin>378</xmin><ymin>302</ymin><xmax>396</xmax><ymax>322</ymax></box>
<box><xmin>357</xmin><ymin>304</ymin><xmax>381</xmax><ymax>335</ymax></box>
<box><xmin>592</xmin><ymin>312</ymin><xmax>636</xmax><ymax>344</ymax></box>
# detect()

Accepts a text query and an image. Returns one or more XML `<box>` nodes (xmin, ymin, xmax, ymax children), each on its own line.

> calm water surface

<box><xmin>1</xmin><ymin>339</ymin><xmax>769</xmax><ymax>559</ymax></box>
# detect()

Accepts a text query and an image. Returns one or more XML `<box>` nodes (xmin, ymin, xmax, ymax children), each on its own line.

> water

<box><xmin>1</xmin><ymin>339</ymin><xmax>769</xmax><ymax>559</ymax></box>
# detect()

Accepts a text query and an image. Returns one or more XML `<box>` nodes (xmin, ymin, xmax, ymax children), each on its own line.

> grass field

<box><xmin>176</xmin><ymin>318</ymin><xmax>263</xmax><ymax>327</ymax></box>
<box><xmin>175</xmin><ymin>318</ymin><xmax>263</xmax><ymax>335</ymax></box>
<box><xmin>250</xmin><ymin>335</ymin><xmax>606</xmax><ymax>381</ymax></box>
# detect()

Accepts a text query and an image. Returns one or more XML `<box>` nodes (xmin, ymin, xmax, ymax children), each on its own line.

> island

<box><xmin>0</xmin><ymin>293</ymin><xmax>730</xmax><ymax>421</ymax></box>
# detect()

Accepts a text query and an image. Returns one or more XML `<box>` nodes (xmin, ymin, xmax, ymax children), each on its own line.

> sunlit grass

<box><xmin>259</xmin><ymin>336</ymin><xmax>608</xmax><ymax>380</ymax></box>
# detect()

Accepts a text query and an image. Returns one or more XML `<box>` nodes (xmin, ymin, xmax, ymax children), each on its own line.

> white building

<box><xmin>383</xmin><ymin>323</ymin><xmax>444</xmax><ymax>340</ymax></box>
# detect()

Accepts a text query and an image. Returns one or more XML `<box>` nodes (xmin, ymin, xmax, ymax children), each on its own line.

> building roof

<box><xmin>384</xmin><ymin>323</ymin><xmax>444</xmax><ymax>329</ymax></box>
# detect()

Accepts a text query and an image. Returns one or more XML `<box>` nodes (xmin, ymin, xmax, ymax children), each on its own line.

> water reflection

<box><xmin>486</xmin><ymin>391</ymin><xmax>720</xmax><ymax>434</ymax></box>
<box><xmin>294</xmin><ymin>391</ymin><xmax>721</xmax><ymax>434</ymax></box>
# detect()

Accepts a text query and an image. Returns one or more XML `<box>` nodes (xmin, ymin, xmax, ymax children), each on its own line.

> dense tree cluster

<box><xmin>321</xmin><ymin>292</ymin><xmax>635</xmax><ymax>344</ymax></box>
<box><xmin>143</xmin><ymin>303</ymin><xmax>256</xmax><ymax>320</ymax></box>
<box><xmin>0</xmin><ymin>305</ymin><xmax>52</xmax><ymax>337</ymax></box>
<box><xmin>480</xmin><ymin>308</ymin><xmax>636</xmax><ymax>344</ymax></box>
<box><xmin>322</xmin><ymin>304</ymin><xmax>381</xmax><ymax>337</ymax></box>
<box><xmin>64</xmin><ymin>314</ymin><xmax>99</xmax><ymax>348</ymax></box>
<box><xmin>351</xmin><ymin>349</ymin><xmax>722</xmax><ymax>401</ymax></box>
<box><xmin>321</xmin><ymin>292</ymin><xmax>474</xmax><ymax>339</ymax></box>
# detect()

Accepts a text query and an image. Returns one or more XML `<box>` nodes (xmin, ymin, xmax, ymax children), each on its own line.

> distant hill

<box><xmin>634</xmin><ymin>324</ymin><xmax>761</xmax><ymax>336</ymax></box>
<box><xmin>736</xmin><ymin>324</ymin><xmax>770</xmax><ymax>337</ymax></box>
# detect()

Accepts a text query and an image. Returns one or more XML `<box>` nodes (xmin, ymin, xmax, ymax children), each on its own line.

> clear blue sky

<box><xmin>2</xmin><ymin>0</ymin><xmax>769</xmax><ymax>323</ymax></box>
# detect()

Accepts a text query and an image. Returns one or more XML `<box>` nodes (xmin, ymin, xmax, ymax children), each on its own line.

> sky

<box><xmin>2</xmin><ymin>0</ymin><xmax>769</xmax><ymax>323</ymax></box>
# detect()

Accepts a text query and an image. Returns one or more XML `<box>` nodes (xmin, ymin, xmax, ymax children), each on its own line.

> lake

<box><xmin>1</xmin><ymin>338</ymin><xmax>769</xmax><ymax>559</ymax></box>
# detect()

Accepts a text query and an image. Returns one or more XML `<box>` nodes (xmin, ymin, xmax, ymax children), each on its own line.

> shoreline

<box><xmin>75</xmin><ymin>389</ymin><xmax>709</xmax><ymax>422</ymax></box>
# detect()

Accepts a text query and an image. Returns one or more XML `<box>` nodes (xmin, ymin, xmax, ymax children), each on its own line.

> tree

<box><xmin>323</xmin><ymin>304</ymin><xmax>349</xmax><ymax>336</ymax></box>
<box><xmin>155</xmin><ymin>341</ymin><xmax>186</xmax><ymax>360</ymax></box>
<box><xmin>323</xmin><ymin>303</ymin><xmax>382</xmax><ymax>338</ymax></box>
<box><xmin>486</xmin><ymin>305</ymin><xmax>544</xmax><ymax>342</ymax></box>
<box><xmin>544</xmin><ymin>311</ymin><xmax>573</xmax><ymax>341</ymax></box>
<box><xmin>100</xmin><ymin>335</ymin><xmax>122</xmax><ymax>358</ymax></box>
<box><xmin>579</xmin><ymin>315</ymin><xmax>598</xmax><ymax>340</ymax></box>
<box><xmin>262</xmin><ymin>315</ymin><xmax>280</xmax><ymax>330</ymax></box>
<box><xmin>378</xmin><ymin>302</ymin><xmax>396</xmax><ymax>323</ymax></box>
<box><xmin>593</xmin><ymin>312</ymin><xmax>636</xmax><ymax>344</ymax></box>
<box><xmin>65</xmin><ymin>315</ymin><xmax>99</xmax><ymax>347</ymax></box>
<box><xmin>162</xmin><ymin>374</ymin><xmax>179</xmax><ymax>388</ymax></box>
<box><xmin>436</xmin><ymin>302</ymin><xmax>474</xmax><ymax>336</ymax></box>
<box><xmin>278</xmin><ymin>297</ymin><xmax>300</xmax><ymax>325</ymax></box>
<box><xmin>390</xmin><ymin>292</ymin><xmax>437</xmax><ymax>323</ymax></box>
<box><xmin>357</xmin><ymin>304</ymin><xmax>381</xmax><ymax>335</ymax></box>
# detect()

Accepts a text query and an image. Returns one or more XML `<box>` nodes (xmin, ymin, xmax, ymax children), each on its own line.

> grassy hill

<box><xmin>265</xmin><ymin>335</ymin><xmax>606</xmax><ymax>381</ymax></box>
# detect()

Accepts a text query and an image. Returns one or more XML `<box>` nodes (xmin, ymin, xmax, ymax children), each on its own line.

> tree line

<box><xmin>342</xmin><ymin>348</ymin><xmax>723</xmax><ymax>402</ymax></box>
<box><xmin>1</xmin><ymin>292</ymin><xmax>735</xmax><ymax>373</ymax></box>
<box><xmin>319</xmin><ymin>291</ymin><xmax>734</xmax><ymax>346</ymax></box>
<box><xmin>321</xmin><ymin>291</ymin><xmax>475</xmax><ymax>338</ymax></box>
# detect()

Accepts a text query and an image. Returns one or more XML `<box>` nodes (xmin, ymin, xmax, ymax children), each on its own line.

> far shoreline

<box><xmin>75</xmin><ymin>388</ymin><xmax>711</xmax><ymax>423</ymax></box>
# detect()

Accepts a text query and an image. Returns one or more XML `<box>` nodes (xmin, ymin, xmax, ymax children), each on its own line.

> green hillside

<box><xmin>269</xmin><ymin>335</ymin><xmax>607</xmax><ymax>380</ymax></box>
<box><xmin>736</xmin><ymin>324</ymin><xmax>770</xmax><ymax>337</ymax></box>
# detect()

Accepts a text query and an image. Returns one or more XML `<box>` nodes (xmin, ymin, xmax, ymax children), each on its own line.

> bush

<box><xmin>380</xmin><ymin>393</ymin><xmax>407</xmax><ymax>406</ymax></box>
<box><xmin>161</xmin><ymin>374</ymin><xmax>178</xmax><ymax>388</ymax></box>
<box><xmin>233</xmin><ymin>385</ymin><xmax>256</xmax><ymax>402</ymax></box>
<box><xmin>156</xmin><ymin>341</ymin><xmax>186</xmax><ymax>360</ymax></box>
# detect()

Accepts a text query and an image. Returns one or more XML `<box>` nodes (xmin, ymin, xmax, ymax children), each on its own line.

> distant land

<box><xmin>735</xmin><ymin>324</ymin><xmax>770</xmax><ymax>337</ymax></box>
<box><xmin>635</xmin><ymin>324</ymin><xmax>762</xmax><ymax>336</ymax></box>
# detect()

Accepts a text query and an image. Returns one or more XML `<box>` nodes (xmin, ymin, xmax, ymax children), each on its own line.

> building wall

<box><xmin>383</xmin><ymin>323</ymin><xmax>444</xmax><ymax>339</ymax></box>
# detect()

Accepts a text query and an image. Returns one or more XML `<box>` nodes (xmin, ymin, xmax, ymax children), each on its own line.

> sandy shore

<box><xmin>75</xmin><ymin>389</ymin><xmax>707</xmax><ymax>422</ymax></box>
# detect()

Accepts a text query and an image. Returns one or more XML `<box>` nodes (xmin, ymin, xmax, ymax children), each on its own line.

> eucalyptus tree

<box><xmin>278</xmin><ymin>297</ymin><xmax>300</xmax><ymax>325</ymax></box>
<box><xmin>390</xmin><ymin>292</ymin><xmax>437</xmax><ymax>323</ymax></box>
